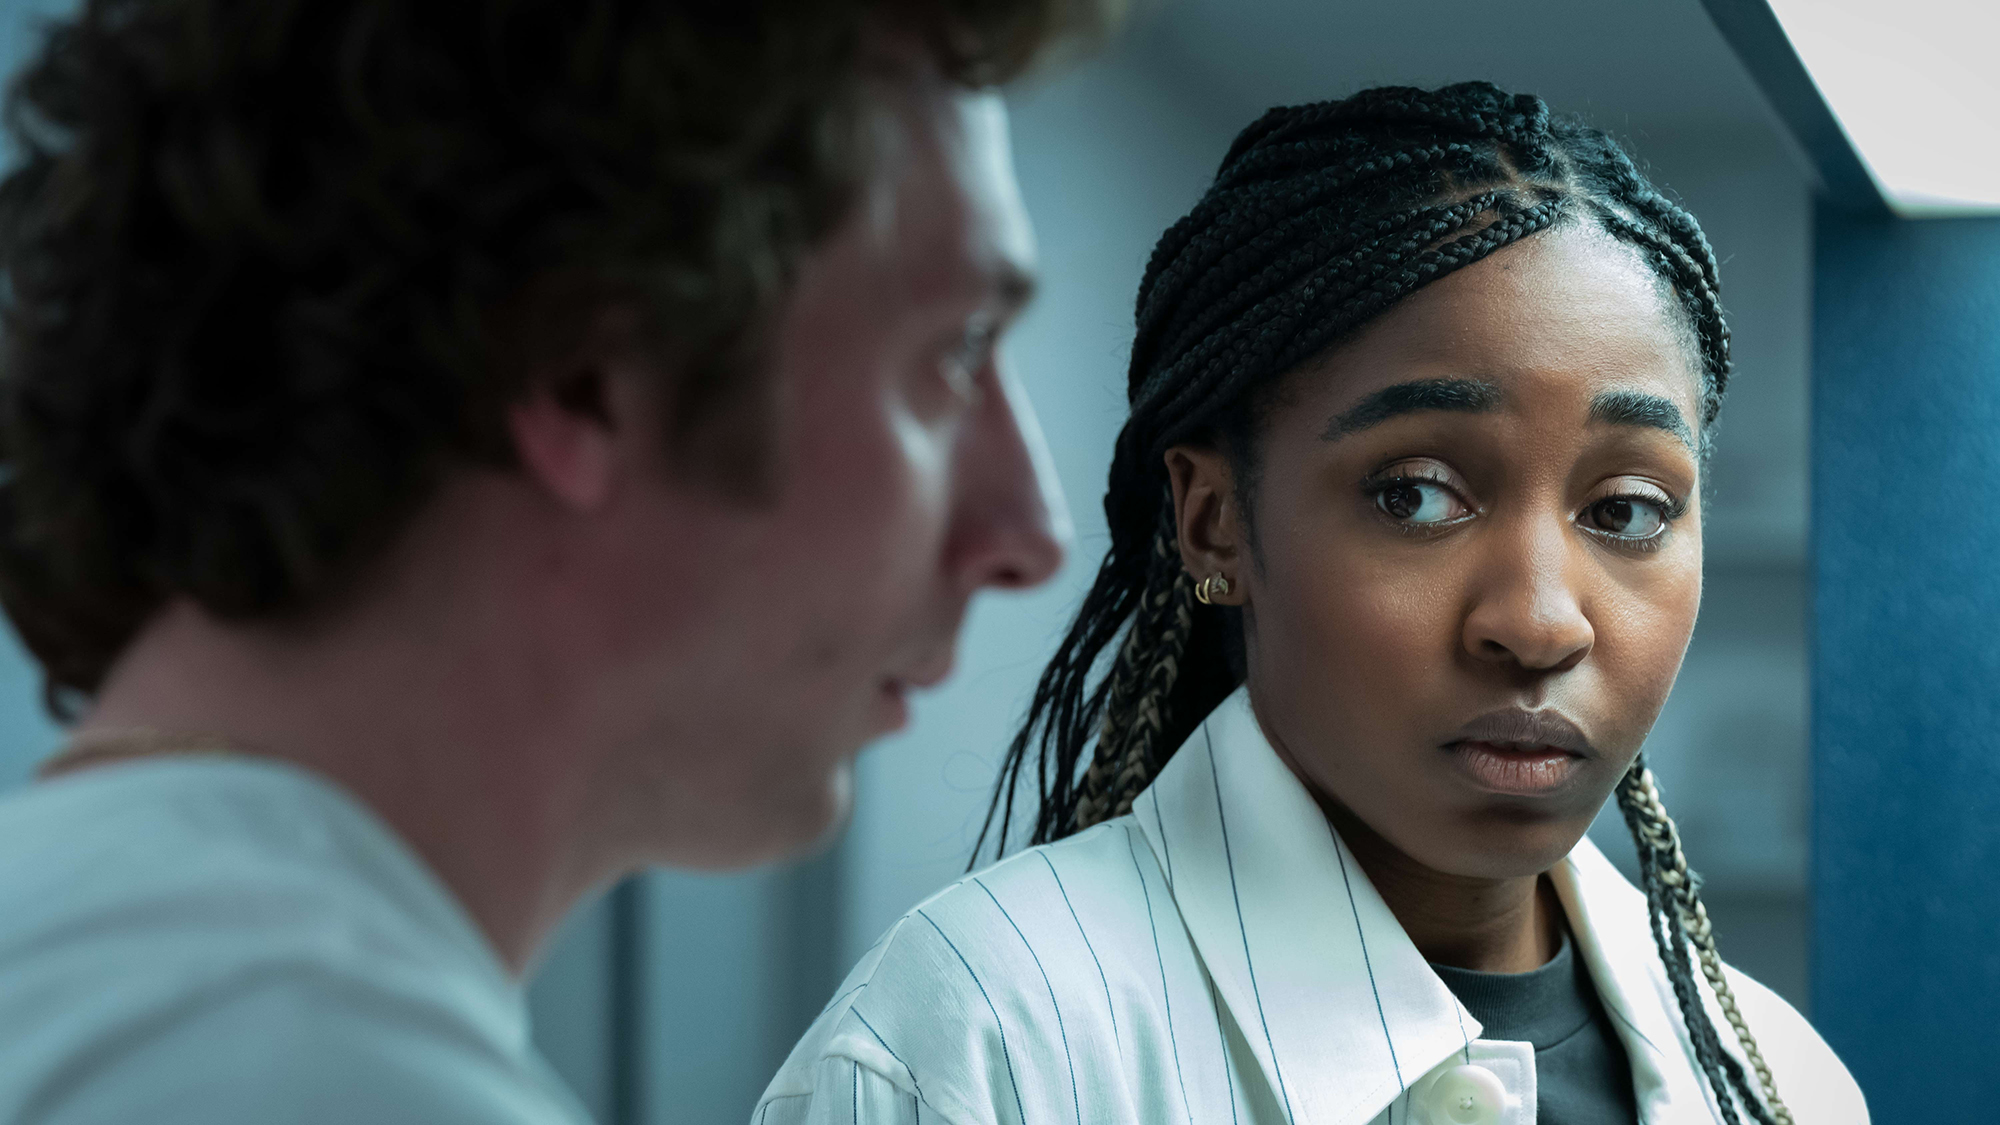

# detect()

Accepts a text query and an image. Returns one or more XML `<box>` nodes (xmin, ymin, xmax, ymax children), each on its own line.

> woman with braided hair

<box><xmin>756</xmin><ymin>83</ymin><xmax>1865</xmax><ymax>1125</ymax></box>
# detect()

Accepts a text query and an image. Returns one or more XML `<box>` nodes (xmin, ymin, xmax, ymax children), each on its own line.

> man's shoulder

<box><xmin>0</xmin><ymin>757</ymin><xmax>480</xmax><ymax>976</ymax></box>
<box><xmin>0</xmin><ymin>759</ymin><xmax>573</xmax><ymax>1123</ymax></box>
<box><xmin>12</xmin><ymin>970</ymin><xmax>588</xmax><ymax>1125</ymax></box>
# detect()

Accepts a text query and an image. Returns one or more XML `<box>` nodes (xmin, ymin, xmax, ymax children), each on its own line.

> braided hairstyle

<box><xmin>975</xmin><ymin>83</ymin><xmax>1791</xmax><ymax>1125</ymax></box>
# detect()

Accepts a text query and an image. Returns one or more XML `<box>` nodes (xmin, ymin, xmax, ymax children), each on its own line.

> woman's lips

<box><xmin>1448</xmin><ymin>739</ymin><xmax>1584</xmax><ymax>796</ymax></box>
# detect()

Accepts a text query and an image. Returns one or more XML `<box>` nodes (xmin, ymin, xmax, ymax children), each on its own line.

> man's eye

<box><xmin>1583</xmin><ymin>496</ymin><xmax>1668</xmax><ymax>539</ymax></box>
<box><xmin>1374</xmin><ymin>480</ymin><xmax>1469</xmax><ymax>524</ymax></box>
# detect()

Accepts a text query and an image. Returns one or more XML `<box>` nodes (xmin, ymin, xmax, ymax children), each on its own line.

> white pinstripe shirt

<box><xmin>755</xmin><ymin>689</ymin><xmax>1867</xmax><ymax>1125</ymax></box>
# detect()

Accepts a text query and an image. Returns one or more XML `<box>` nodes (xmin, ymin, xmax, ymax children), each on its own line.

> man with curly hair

<box><xmin>0</xmin><ymin>0</ymin><xmax>1098</xmax><ymax>1119</ymax></box>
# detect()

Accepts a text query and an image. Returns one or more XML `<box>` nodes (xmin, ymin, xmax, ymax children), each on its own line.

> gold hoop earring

<box><xmin>1194</xmin><ymin>573</ymin><xmax>1232</xmax><ymax>605</ymax></box>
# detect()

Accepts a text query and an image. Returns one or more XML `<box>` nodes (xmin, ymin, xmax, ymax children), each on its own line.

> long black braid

<box><xmin>973</xmin><ymin>83</ymin><xmax>1790</xmax><ymax>1125</ymax></box>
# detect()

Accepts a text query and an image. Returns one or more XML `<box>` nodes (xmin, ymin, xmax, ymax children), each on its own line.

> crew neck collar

<box><xmin>1431</xmin><ymin>926</ymin><xmax>1602</xmax><ymax>1051</ymax></box>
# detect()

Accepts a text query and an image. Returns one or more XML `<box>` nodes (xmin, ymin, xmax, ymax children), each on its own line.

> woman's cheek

<box><xmin>1597</xmin><ymin>579</ymin><xmax>1702</xmax><ymax>747</ymax></box>
<box><xmin>1266</xmin><ymin>549</ymin><xmax>1448</xmax><ymax>699</ymax></box>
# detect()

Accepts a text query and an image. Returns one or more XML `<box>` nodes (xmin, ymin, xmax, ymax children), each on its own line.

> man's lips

<box><xmin>885</xmin><ymin>651</ymin><xmax>956</xmax><ymax>694</ymax></box>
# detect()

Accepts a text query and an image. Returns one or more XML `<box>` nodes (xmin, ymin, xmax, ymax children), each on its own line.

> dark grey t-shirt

<box><xmin>1430</xmin><ymin>929</ymin><xmax>1639</xmax><ymax>1125</ymax></box>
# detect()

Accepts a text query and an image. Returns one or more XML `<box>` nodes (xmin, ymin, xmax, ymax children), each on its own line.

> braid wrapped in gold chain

<box><xmin>1073</xmin><ymin>529</ymin><xmax>1195</xmax><ymax>829</ymax></box>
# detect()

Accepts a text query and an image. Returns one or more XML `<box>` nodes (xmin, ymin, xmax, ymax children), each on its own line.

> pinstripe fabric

<box><xmin>1204</xmin><ymin>727</ymin><xmax>1300</xmax><ymax>1122</ymax></box>
<box><xmin>1126</xmin><ymin>823</ymin><xmax>1195</xmax><ymax>1125</ymax></box>
<box><xmin>754</xmin><ymin>689</ymin><xmax>1867</xmax><ymax>1125</ymax></box>
<box><xmin>1033</xmin><ymin>852</ymin><xmax>1119</xmax><ymax>1056</ymax></box>
<box><xmin>970</xmin><ymin>879</ymin><xmax>1078</xmax><ymax>1125</ymax></box>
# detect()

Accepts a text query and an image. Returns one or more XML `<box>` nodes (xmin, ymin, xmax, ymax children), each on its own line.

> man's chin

<box><xmin>650</xmin><ymin>757</ymin><xmax>855</xmax><ymax>871</ymax></box>
<box><xmin>786</xmin><ymin>759</ymin><xmax>856</xmax><ymax>860</ymax></box>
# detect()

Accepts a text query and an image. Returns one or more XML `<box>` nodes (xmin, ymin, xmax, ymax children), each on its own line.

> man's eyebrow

<box><xmin>1589</xmin><ymin>390</ymin><xmax>1694</xmax><ymax>450</ymax></box>
<box><xmin>1321</xmin><ymin>379</ymin><xmax>1502</xmax><ymax>440</ymax></box>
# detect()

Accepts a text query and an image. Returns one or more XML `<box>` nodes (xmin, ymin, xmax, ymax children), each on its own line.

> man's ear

<box><xmin>508</xmin><ymin>359</ymin><xmax>621</xmax><ymax>512</ymax></box>
<box><xmin>1163</xmin><ymin>445</ymin><xmax>1246</xmax><ymax>597</ymax></box>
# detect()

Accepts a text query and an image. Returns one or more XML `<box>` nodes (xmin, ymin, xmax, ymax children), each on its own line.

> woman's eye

<box><xmin>1584</xmin><ymin>496</ymin><xmax>1668</xmax><ymax>539</ymax></box>
<box><xmin>1374</xmin><ymin>480</ymin><xmax>1469</xmax><ymax>525</ymax></box>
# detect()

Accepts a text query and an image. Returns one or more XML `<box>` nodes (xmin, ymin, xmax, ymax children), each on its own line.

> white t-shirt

<box><xmin>0</xmin><ymin>756</ymin><xmax>594</xmax><ymax>1125</ymax></box>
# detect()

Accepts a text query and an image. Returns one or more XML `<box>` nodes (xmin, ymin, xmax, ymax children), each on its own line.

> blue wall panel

<box><xmin>1812</xmin><ymin>213</ymin><xmax>2000</xmax><ymax>1114</ymax></box>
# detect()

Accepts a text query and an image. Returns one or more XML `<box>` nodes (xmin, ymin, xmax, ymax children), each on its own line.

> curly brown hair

<box><xmin>0</xmin><ymin>0</ymin><xmax>1116</xmax><ymax>714</ymax></box>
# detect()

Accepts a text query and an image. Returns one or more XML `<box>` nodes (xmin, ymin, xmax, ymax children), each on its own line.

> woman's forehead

<box><xmin>1289</xmin><ymin>223</ymin><xmax>1705</xmax><ymax>424</ymax></box>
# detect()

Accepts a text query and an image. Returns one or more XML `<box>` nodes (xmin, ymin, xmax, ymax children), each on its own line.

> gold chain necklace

<box><xmin>37</xmin><ymin>729</ymin><xmax>252</xmax><ymax>781</ymax></box>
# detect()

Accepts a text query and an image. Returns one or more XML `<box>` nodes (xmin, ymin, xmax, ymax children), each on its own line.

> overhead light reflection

<box><xmin>1764</xmin><ymin>0</ymin><xmax>2000</xmax><ymax>216</ymax></box>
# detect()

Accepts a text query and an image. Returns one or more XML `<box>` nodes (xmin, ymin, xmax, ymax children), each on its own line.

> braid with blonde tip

<box><xmin>972</xmin><ymin>84</ymin><xmax>1794</xmax><ymax>1122</ymax></box>
<box><xmin>1617</xmin><ymin>757</ymin><xmax>1792</xmax><ymax>1125</ymax></box>
<box><xmin>1072</xmin><ymin>525</ymin><xmax>1197</xmax><ymax>829</ymax></box>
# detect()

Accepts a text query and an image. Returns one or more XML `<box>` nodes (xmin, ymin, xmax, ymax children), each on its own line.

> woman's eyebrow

<box><xmin>1588</xmin><ymin>390</ymin><xmax>1694</xmax><ymax>451</ymax></box>
<box><xmin>1320</xmin><ymin>378</ymin><xmax>1502</xmax><ymax>440</ymax></box>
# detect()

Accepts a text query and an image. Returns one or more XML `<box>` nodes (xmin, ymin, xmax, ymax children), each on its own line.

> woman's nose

<box><xmin>1460</xmin><ymin>516</ymin><xmax>1594</xmax><ymax>673</ymax></box>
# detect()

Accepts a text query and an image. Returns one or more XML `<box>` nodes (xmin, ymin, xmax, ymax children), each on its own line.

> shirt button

<box><xmin>1423</xmin><ymin>1064</ymin><xmax>1507</xmax><ymax>1125</ymax></box>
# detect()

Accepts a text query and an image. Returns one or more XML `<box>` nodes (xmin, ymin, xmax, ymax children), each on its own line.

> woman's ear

<box><xmin>1164</xmin><ymin>445</ymin><xmax>1247</xmax><ymax>604</ymax></box>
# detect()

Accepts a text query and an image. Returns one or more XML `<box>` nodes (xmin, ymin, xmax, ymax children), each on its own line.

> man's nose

<box><xmin>1461</xmin><ymin>514</ymin><xmax>1594</xmax><ymax>673</ymax></box>
<box><xmin>947</xmin><ymin>365</ymin><xmax>1070</xmax><ymax>592</ymax></box>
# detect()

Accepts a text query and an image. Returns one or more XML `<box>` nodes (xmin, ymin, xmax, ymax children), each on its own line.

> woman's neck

<box><xmin>1317</xmin><ymin>796</ymin><xmax>1562</xmax><ymax>973</ymax></box>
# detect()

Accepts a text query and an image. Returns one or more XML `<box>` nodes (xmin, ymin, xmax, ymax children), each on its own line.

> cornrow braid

<box><xmin>1617</xmin><ymin>759</ymin><xmax>1793</xmax><ymax>1125</ymax></box>
<box><xmin>974</xmin><ymin>81</ymin><xmax>1775</xmax><ymax>1119</ymax></box>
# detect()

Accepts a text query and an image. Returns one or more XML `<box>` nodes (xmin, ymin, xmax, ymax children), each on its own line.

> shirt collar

<box><xmin>1550</xmin><ymin>836</ymin><xmax>1721</xmax><ymax>1122</ymax></box>
<box><xmin>1131</xmin><ymin>687</ymin><xmax>1705</xmax><ymax>1125</ymax></box>
<box><xmin>1132</xmin><ymin>688</ymin><xmax>1476</xmax><ymax>1125</ymax></box>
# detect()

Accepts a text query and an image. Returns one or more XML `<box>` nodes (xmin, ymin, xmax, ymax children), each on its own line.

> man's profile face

<box><xmin>596</xmin><ymin>71</ymin><xmax>1067</xmax><ymax>868</ymax></box>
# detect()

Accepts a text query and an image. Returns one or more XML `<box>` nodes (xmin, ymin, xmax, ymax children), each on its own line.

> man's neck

<box><xmin>74</xmin><ymin>480</ymin><xmax>622</xmax><ymax>976</ymax></box>
<box><xmin>1317</xmin><ymin>797</ymin><xmax>1560</xmax><ymax>974</ymax></box>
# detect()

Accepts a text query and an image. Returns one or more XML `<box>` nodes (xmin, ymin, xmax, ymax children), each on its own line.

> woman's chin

<box><xmin>1405</xmin><ymin>818</ymin><xmax>1597</xmax><ymax>882</ymax></box>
